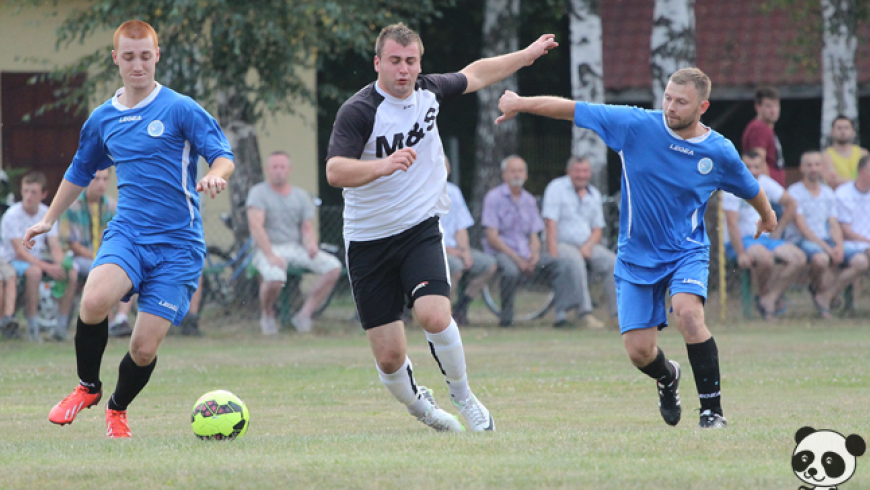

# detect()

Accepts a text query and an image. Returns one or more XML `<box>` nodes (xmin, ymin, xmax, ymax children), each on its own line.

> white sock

<box><xmin>377</xmin><ymin>356</ymin><xmax>428</xmax><ymax>417</ymax></box>
<box><xmin>114</xmin><ymin>313</ymin><xmax>128</xmax><ymax>325</ymax></box>
<box><xmin>426</xmin><ymin>319</ymin><xmax>470</xmax><ymax>403</ymax></box>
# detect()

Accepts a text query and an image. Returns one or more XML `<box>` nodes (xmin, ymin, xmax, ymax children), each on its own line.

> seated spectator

<box><xmin>822</xmin><ymin>115</ymin><xmax>868</xmax><ymax>189</ymax></box>
<box><xmin>836</xmin><ymin>154</ymin><xmax>870</xmax><ymax>264</ymax></box>
<box><xmin>247</xmin><ymin>151</ymin><xmax>341</xmax><ymax>335</ymax></box>
<box><xmin>542</xmin><ymin>155</ymin><xmax>615</xmax><ymax>328</ymax></box>
<box><xmin>62</xmin><ymin>168</ymin><xmax>135</xmax><ymax>337</ymax></box>
<box><xmin>0</xmin><ymin>172</ymin><xmax>78</xmax><ymax>341</ymax></box>
<box><xmin>441</xmin><ymin>157</ymin><xmax>496</xmax><ymax>326</ymax></box>
<box><xmin>787</xmin><ymin>151</ymin><xmax>868</xmax><ymax>319</ymax></box>
<box><xmin>0</xmin><ymin>259</ymin><xmax>18</xmax><ymax>339</ymax></box>
<box><xmin>723</xmin><ymin>151</ymin><xmax>805</xmax><ymax>321</ymax></box>
<box><xmin>482</xmin><ymin>155</ymin><xmax>580</xmax><ymax>327</ymax></box>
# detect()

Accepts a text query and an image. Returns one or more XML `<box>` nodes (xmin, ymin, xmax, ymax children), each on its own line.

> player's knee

<box><xmin>79</xmin><ymin>291</ymin><xmax>113</xmax><ymax>319</ymax></box>
<box><xmin>375</xmin><ymin>350</ymin><xmax>406</xmax><ymax>374</ymax></box>
<box><xmin>415</xmin><ymin>306</ymin><xmax>450</xmax><ymax>332</ymax></box>
<box><xmin>624</xmin><ymin>342</ymin><xmax>656</xmax><ymax>367</ymax></box>
<box><xmin>129</xmin><ymin>341</ymin><xmax>158</xmax><ymax>366</ymax></box>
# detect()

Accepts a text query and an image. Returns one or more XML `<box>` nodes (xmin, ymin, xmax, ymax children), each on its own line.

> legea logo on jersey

<box><xmin>158</xmin><ymin>300</ymin><xmax>178</xmax><ymax>312</ymax></box>
<box><xmin>698</xmin><ymin>158</ymin><xmax>713</xmax><ymax>175</ymax></box>
<box><xmin>147</xmin><ymin>120</ymin><xmax>165</xmax><ymax>137</ymax></box>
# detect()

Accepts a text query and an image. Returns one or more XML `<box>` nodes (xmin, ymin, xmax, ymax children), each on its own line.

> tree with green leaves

<box><xmin>11</xmin><ymin>0</ymin><xmax>448</xmax><ymax>245</ymax></box>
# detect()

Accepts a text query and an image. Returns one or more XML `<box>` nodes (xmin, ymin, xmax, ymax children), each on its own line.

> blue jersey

<box><xmin>574</xmin><ymin>102</ymin><xmax>759</xmax><ymax>282</ymax></box>
<box><xmin>65</xmin><ymin>83</ymin><xmax>233</xmax><ymax>252</ymax></box>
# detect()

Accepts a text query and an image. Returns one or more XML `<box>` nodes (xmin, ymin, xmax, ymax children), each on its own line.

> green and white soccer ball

<box><xmin>191</xmin><ymin>390</ymin><xmax>250</xmax><ymax>440</ymax></box>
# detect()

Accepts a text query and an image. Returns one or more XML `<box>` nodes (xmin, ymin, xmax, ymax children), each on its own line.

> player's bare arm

<box><xmin>460</xmin><ymin>34</ymin><xmax>557</xmax><ymax>95</ymax></box>
<box><xmin>326</xmin><ymin>147</ymin><xmax>417</xmax><ymax>188</ymax></box>
<box><xmin>22</xmin><ymin>178</ymin><xmax>85</xmax><ymax>250</ymax></box>
<box><xmin>197</xmin><ymin>156</ymin><xmax>234</xmax><ymax>198</ymax></box>
<box><xmin>496</xmin><ymin>91</ymin><xmax>576</xmax><ymax>125</ymax></box>
<box><xmin>746</xmin><ymin>187</ymin><xmax>777</xmax><ymax>238</ymax></box>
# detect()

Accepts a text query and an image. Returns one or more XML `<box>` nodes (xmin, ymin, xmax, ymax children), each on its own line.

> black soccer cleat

<box><xmin>657</xmin><ymin>360</ymin><xmax>681</xmax><ymax>426</ymax></box>
<box><xmin>698</xmin><ymin>409</ymin><xmax>727</xmax><ymax>429</ymax></box>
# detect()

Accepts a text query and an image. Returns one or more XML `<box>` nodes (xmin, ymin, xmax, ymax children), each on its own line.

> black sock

<box><xmin>637</xmin><ymin>347</ymin><xmax>675</xmax><ymax>385</ymax></box>
<box><xmin>687</xmin><ymin>337</ymin><xmax>722</xmax><ymax>415</ymax></box>
<box><xmin>108</xmin><ymin>352</ymin><xmax>157</xmax><ymax>411</ymax></box>
<box><xmin>453</xmin><ymin>295</ymin><xmax>473</xmax><ymax>313</ymax></box>
<box><xmin>74</xmin><ymin>316</ymin><xmax>109</xmax><ymax>394</ymax></box>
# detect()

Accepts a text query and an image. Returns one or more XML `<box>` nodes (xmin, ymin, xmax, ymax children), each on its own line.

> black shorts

<box><xmin>347</xmin><ymin>216</ymin><xmax>451</xmax><ymax>330</ymax></box>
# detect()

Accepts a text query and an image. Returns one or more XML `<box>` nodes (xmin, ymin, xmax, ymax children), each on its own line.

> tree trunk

<box><xmin>650</xmin><ymin>0</ymin><xmax>696</xmax><ymax>109</ymax></box>
<box><xmin>471</xmin><ymin>0</ymin><xmax>520</xmax><ymax>221</ymax></box>
<box><xmin>217</xmin><ymin>89</ymin><xmax>264</xmax><ymax>249</ymax></box>
<box><xmin>569</xmin><ymin>0</ymin><xmax>607</xmax><ymax>194</ymax></box>
<box><xmin>821</xmin><ymin>0</ymin><xmax>859</xmax><ymax>146</ymax></box>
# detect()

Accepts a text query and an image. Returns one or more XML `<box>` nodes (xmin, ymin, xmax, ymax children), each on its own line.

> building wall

<box><xmin>0</xmin><ymin>2</ymin><xmax>318</xmax><ymax>249</ymax></box>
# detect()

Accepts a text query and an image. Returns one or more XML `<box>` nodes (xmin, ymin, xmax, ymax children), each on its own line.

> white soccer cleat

<box><xmin>453</xmin><ymin>392</ymin><xmax>495</xmax><ymax>432</ymax></box>
<box><xmin>416</xmin><ymin>386</ymin><xmax>465</xmax><ymax>433</ymax></box>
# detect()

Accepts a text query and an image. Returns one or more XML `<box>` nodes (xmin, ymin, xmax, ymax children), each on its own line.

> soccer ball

<box><xmin>191</xmin><ymin>390</ymin><xmax>250</xmax><ymax>440</ymax></box>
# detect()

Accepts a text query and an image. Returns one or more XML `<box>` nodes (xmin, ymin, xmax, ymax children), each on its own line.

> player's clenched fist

<box><xmin>496</xmin><ymin>90</ymin><xmax>522</xmax><ymax>125</ymax></box>
<box><xmin>380</xmin><ymin>147</ymin><xmax>417</xmax><ymax>177</ymax></box>
<box><xmin>196</xmin><ymin>175</ymin><xmax>228</xmax><ymax>198</ymax></box>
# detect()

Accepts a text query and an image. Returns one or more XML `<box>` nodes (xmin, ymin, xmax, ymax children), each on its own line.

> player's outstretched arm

<box><xmin>460</xmin><ymin>34</ymin><xmax>558</xmax><ymax>94</ymax></box>
<box><xmin>496</xmin><ymin>90</ymin><xmax>576</xmax><ymax>124</ymax></box>
<box><xmin>326</xmin><ymin>148</ymin><xmax>417</xmax><ymax>188</ymax></box>
<box><xmin>197</xmin><ymin>156</ymin><xmax>234</xmax><ymax>198</ymax></box>
<box><xmin>747</xmin><ymin>187</ymin><xmax>777</xmax><ymax>239</ymax></box>
<box><xmin>22</xmin><ymin>178</ymin><xmax>85</xmax><ymax>250</ymax></box>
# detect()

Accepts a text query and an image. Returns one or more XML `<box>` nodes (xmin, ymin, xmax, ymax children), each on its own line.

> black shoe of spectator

<box><xmin>498</xmin><ymin>319</ymin><xmax>513</xmax><ymax>328</ymax></box>
<box><xmin>109</xmin><ymin>320</ymin><xmax>133</xmax><ymax>338</ymax></box>
<box><xmin>181</xmin><ymin>314</ymin><xmax>202</xmax><ymax>337</ymax></box>
<box><xmin>1</xmin><ymin>318</ymin><xmax>19</xmax><ymax>339</ymax></box>
<box><xmin>553</xmin><ymin>319</ymin><xmax>573</xmax><ymax>328</ymax></box>
<box><xmin>452</xmin><ymin>307</ymin><xmax>469</xmax><ymax>326</ymax></box>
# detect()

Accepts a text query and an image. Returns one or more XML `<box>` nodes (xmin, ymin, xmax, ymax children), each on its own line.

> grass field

<box><xmin>1</xmin><ymin>314</ymin><xmax>868</xmax><ymax>489</ymax></box>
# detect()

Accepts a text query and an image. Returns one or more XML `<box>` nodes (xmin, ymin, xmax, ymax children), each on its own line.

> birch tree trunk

<box><xmin>471</xmin><ymin>0</ymin><xmax>520</xmax><ymax>217</ymax></box>
<box><xmin>650</xmin><ymin>0</ymin><xmax>696</xmax><ymax>109</ymax></box>
<box><xmin>569</xmin><ymin>0</ymin><xmax>607</xmax><ymax>194</ymax></box>
<box><xmin>217</xmin><ymin>89</ymin><xmax>264</xmax><ymax>248</ymax></box>
<box><xmin>821</xmin><ymin>0</ymin><xmax>859</xmax><ymax>146</ymax></box>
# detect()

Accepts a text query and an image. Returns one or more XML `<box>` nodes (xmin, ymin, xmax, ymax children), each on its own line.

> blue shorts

<box><xmin>92</xmin><ymin>229</ymin><xmax>203</xmax><ymax>325</ymax></box>
<box><xmin>798</xmin><ymin>239</ymin><xmax>867</xmax><ymax>263</ymax></box>
<box><xmin>616</xmin><ymin>257</ymin><xmax>709</xmax><ymax>334</ymax></box>
<box><xmin>724</xmin><ymin>236</ymin><xmax>787</xmax><ymax>260</ymax></box>
<box><xmin>12</xmin><ymin>260</ymin><xmax>31</xmax><ymax>276</ymax></box>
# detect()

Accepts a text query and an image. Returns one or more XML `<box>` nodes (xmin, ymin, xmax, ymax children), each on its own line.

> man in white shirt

<box><xmin>542</xmin><ymin>156</ymin><xmax>615</xmax><ymax>329</ymax></box>
<box><xmin>441</xmin><ymin>158</ymin><xmax>496</xmax><ymax>326</ymax></box>
<box><xmin>1</xmin><ymin>172</ymin><xmax>78</xmax><ymax>341</ymax></box>
<box><xmin>836</xmin><ymin>154</ymin><xmax>870</xmax><ymax>258</ymax></box>
<box><xmin>787</xmin><ymin>151</ymin><xmax>868</xmax><ymax>318</ymax></box>
<box><xmin>723</xmin><ymin>151</ymin><xmax>805</xmax><ymax>321</ymax></box>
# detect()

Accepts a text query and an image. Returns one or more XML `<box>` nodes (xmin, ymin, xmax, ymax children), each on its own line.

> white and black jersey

<box><xmin>327</xmin><ymin>73</ymin><xmax>468</xmax><ymax>241</ymax></box>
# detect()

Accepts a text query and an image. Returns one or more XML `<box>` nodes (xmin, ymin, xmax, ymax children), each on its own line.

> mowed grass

<box><xmin>1</xmin><ymin>317</ymin><xmax>869</xmax><ymax>489</ymax></box>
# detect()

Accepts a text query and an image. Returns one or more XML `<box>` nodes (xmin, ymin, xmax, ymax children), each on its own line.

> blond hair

<box><xmin>669</xmin><ymin>68</ymin><xmax>711</xmax><ymax>101</ymax></box>
<box><xmin>375</xmin><ymin>23</ymin><xmax>424</xmax><ymax>58</ymax></box>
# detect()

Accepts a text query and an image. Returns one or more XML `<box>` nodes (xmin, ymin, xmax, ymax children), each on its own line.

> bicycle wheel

<box><xmin>481</xmin><ymin>270</ymin><xmax>556</xmax><ymax>322</ymax></box>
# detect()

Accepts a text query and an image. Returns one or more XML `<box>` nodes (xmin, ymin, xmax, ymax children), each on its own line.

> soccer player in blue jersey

<box><xmin>496</xmin><ymin>68</ymin><xmax>777</xmax><ymax>428</ymax></box>
<box><xmin>23</xmin><ymin>20</ymin><xmax>234</xmax><ymax>438</ymax></box>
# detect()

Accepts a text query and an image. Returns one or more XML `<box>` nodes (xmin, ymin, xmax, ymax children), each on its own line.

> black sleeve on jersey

<box><xmin>326</xmin><ymin>85</ymin><xmax>379</xmax><ymax>161</ymax></box>
<box><xmin>417</xmin><ymin>73</ymin><xmax>468</xmax><ymax>106</ymax></box>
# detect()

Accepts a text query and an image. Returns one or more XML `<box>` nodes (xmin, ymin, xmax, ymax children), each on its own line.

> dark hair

<box><xmin>859</xmin><ymin>154</ymin><xmax>870</xmax><ymax>173</ymax></box>
<box><xmin>375</xmin><ymin>23</ymin><xmax>424</xmax><ymax>58</ymax></box>
<box><xmin>565</xmin><ymin>155</ymin><xmax>590</xmax><ymax>171</ymax></box>
<box><xmin>269</xmin><ymin>151</ymin><xmax>290</xmax><ymax>159</ymax></box>
<box><xmin>832</xmin><ymin>114</ymin><xmax>855</xmax><ymax>129</ymax></box>
<box><xmin>743</xmin><ymin>149</ymin><xmax>762</xmax><ymax>160</ymax></box>
<box><xmin>22</xmin><ymin>171</ymin><xmax>47</xmax><ymax>190</ymax></box>
<box><xmin>754</xmin><ymin>86</ymin><xmax>780</xmax><ymax>105</ymax></box>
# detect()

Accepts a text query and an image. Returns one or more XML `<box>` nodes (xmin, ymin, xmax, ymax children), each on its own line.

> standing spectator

<box><xmin>542</xmin><ymin>155</ymin><xmax>616</xmax><ymax>327</ymax></box>
<box><xmin>822</xmin><ymin>115</ymin><xmax>868</xmax><ymax>189</ymax></box>
<box><xmin>723</xmin><ymin>152</ymin><xmax>805</xmax><ymax>321</ymax></box>
<box><xmin>788</xmin><ymin>151</ymin><xmax>868</xmax><ymax>318</ymax></box>
<box><xmin>441</xmin><ymin>157</ymin><xmax>496</xmax><ymax>326</ymax></box>
<box><xmin>742</xmin><ymin>86</ymin><xmax>786</xmax><ymax>186</ymax></box>
<box><xmin>247</xmin><ymin>151</ymin><xmax>342</xmax><ymax>335</ymax></box>
<box><xmin>482</xmin><ymin>155</ymin><xmax>581</xmax><ymax>328</ymax></box>
<box><xmin>837</xmin><ymin>154</ymin><xmax>870</xmax><ymax>257</ymax></box>
<box><xmin>1</xmin><ymin>172</ymin><xmax>78</xmax><ymax>342</ymax></box>
<box><xmin>62</xmin><ymin>168</ymin><xmax>135</xmax><ymax>338</ymax></box>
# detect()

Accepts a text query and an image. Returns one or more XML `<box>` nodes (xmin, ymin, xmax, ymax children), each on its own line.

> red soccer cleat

<box><xmin>48</xmin><ymin>385</ymin><xmax>102</xmax><ymax>426</ymax></box>
<box><xmin>106</xmin><ymin>407</ymin><xmax>132</xmax><ymax>438</ymax></box>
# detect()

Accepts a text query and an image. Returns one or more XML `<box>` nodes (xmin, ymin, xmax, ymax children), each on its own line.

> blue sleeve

<box><xmin>179</xmin><ymin>98</ymin><xmax>234</xmax><ymax>166</ymax></box>
<box><xmin>573</xmin><ymin>102</ymin><xmax>640</xmax><ymax>152</ymax></box>
<box><xmin>64</xmin><ymin>113</ymin><xmax>114</xmax><ymax>187</ymax></box>
<box><xmin>718</xmin><ymin>139</ymin><xmax>760</xmax><ymax>200</ymax></box>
